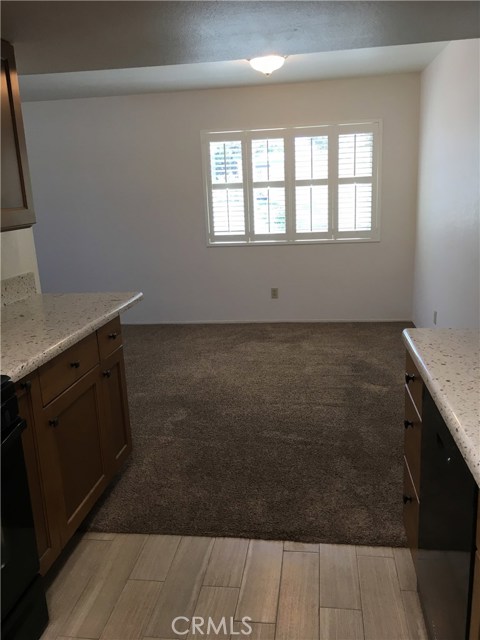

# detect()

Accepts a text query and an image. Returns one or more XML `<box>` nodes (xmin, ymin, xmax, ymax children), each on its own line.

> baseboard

<box><xmin>124</xmin><ymin>318</ymin><xmax>414</xmax><ymax>325</ymax></box>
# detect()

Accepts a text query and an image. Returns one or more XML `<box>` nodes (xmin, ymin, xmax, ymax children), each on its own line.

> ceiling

<box><xmin>2</xmin><ymin>1</ymin><xmax>479</xmax><ymax>101</ymax></box>
<box><xmin>18</xmin><ymin>42</ymin><xmax>448</xmax><ymax>102</ymax></box>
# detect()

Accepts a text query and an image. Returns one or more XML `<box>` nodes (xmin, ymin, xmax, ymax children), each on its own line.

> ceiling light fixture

<box><xmin>249</xmin><ymin>55</ymin><xmax>286</xmax><ymax>76</ymax></box>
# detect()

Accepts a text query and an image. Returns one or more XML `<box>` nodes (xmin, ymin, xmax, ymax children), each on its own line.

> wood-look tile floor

<box><xmin>41</xmin><ymin>533</ymin><xmax>428</xmax><ymax>640</ymax></box>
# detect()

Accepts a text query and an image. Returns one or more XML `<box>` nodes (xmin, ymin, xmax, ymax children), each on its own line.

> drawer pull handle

<box><xmin>49</xmin><ymin>417</ymin><xmax>59</xmax><ymax>427</ymax></box>
<box><xmin>404</xmin><ymin>420</ymin><xmax>414</xmax><ymax>429</ymax></box>
<box><xmin>405</xmin><ymin>373</ymin><xmax>416</xmax><ymax>384</ymax></box>
<box><xmin>403</xmin><ymin>494</ymin><xmax>413</xmax><ymax>504</ymax></box>
<box><xmin>70</xmin><ymin>361</ymin><xmax>81</xmax><ymax>369</ymax></box>
<box><xmin>20</xmin><ymin>380</ymin><xmax>32</xmax><ymax>391</ymax></box>
<box><xmin>108</xmin><ymin>332</ymin><xmax>118</xmax><ymax>340</ymax></box>
<box><xmin>103</xmin><ymin>369</ymin><xmax>112</xmax><ymax>378</ymax></box>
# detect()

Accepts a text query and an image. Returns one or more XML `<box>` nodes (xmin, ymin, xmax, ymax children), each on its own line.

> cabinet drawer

<box><xmin>404</xmin><ymin>390</ymin><xmax>422</xmax><ymax>495</ymax></box>
<box><xmin>403</xmin><ymin>457</ymin><xmax>419</xmax><ymax>553</ymax></box>
<box><xmin>39</xmin><ymin>333</ymin><xmax>99</xmax><ymax>406</ymax></box>
<box><xmin>405</xmin><ymin>352</ymin><xmax>423</xmax><ymax>416</ymax></box>
<box><xmin>97</xmin><ymin>316</ymin><xmax>123</xmax><ymax>360</ymax></box>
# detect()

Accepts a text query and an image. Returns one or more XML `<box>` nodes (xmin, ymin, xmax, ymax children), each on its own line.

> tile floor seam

<box><xmin>234</xmin><ymin>539</ymin><xmax>252</xmax><ymax>622</ymax></box>
<box><xmin>355</xmin><ymin>547</ymin><xmax>368</xmax><ymax>640</ymax></box>
<box><xmin>187</xmin><ymin>538</ymin><xmax>216</xmax><ymax>627</ymax></box>
<box><xmin>272</xmin><ymin>547</ymin><xmax>285</xmax><ymax>637</ymax></box>
<box><xmin>97</xmin><ymin>577</ymin><xmax>132</xmax><ymax>640</ymax></box>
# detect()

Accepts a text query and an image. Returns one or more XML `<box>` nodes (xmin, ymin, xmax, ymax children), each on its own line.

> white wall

<box><xmin>413</xmin><ymin>39</ymin><xmax>480</xmax><ymax>328</ymax></box>
<box><xmin>23</xmin><ymin>74</ymin><xmax>420</xmax><ymax>323</ymax></box>
<box><xmin>1</xmin><ymin>228</ymin><xmax>41</xmax><ymax>291</ymax></box>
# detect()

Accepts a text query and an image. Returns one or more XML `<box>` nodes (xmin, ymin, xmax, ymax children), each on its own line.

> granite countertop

<box><xmin>402</xmin><ymin>328</ymin><xmax>480</xmax><ymax>486</ymax></box>
<box><xmin>1</xmin><ymin>292</ymin><xmax>143</xmax><ymax>382</ymax></box>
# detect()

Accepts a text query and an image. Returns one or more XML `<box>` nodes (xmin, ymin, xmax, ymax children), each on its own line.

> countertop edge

<box><xmin>402</xmin><ymin>329</ymin><xmax>480</xmax><ymax>487</ymax></box>
<box><xmin>8</xmin><ymin>292</ymin><xmax>143</xmax><ymax>383</ymax></box>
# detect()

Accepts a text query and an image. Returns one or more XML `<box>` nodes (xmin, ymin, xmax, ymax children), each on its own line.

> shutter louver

<box><xmin>296</xmin><ymin>185</ymin><xmax>328</xmax><ymax>233</ymax></box>
<box><xmin>251</xmin><ymin>139</ymin><xmax>284</xmax><ymax>182</ymax></box>
<box><xmin>210</xmin><ymin>141</ymin><xmax>243</xmax><ymax>184</ymax></box>
<box><xmin>251</xmin><ymin>139</ymin><xmax>286</xmax><ymax>235</ymax></box>
<box><xmin>212</xmin><ymin>189</ymin><xmax>245</xmax><ymax>235</ymax></box>
<box><xmin>338</xmin><ymin>132</ymin><xmax>374</xmax><ymax>232</ymax></box>
<box><xmin>209</xmin><ymin>140</ymin><xmax>246</xmax><ymax>237</ymax></box>
<box><xmin>338</xmin><ymin>133</ymin><xmax>373</xmax><ymax>178</ymax></box>
<box><xmin>253</xmin><ymin>188</ymin><xmax>286</xmax><ymax>234</ymax></box>
<box><xmin>338</xmin><ymin>184</ymin><xmax>372</xmax><ymax>231</ymax></box>
<box><xmin>294</xmin><ymin>136</ymin><xmax>329</xmax><ymax>235</ymax></box>
<box><xmin>295</xmin><ymin>136</ymin><xmax>328</xmax><ymax>180</ymax></box>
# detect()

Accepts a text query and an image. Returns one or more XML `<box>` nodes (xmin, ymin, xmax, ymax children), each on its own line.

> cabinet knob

<box><xmin>108</xmin><ymin>332</ymin><xmax>118</xmax><ymax>340</ymax></box>
<box><xmin>103</xmin><ymin>369</ymin><xmax>112</xmax><ymax>378</ymax></box>
<box><xmin>20</xmin><ymin>380</ymin><xmax>32</xmax><ymax>391</ymax></box>
<box><xmin>403</xmin><ymin>494</ymin><xmax>413</xmax><ymax>504</ymax></box>
<box><xmin>70</xmin><ymin>361</ymin><xmax>81</xmax><ymax>369</ymax></box>
<box><xmin>405</xmin><ymin>373</ymin><xmax>416</xmax><ymax>384</ymax></box>
<box><xmin>49</xmin><ymin>417</ymin><xmax>59</xmax><ymax>427</ymax></box>
<box><xmin>404</xmin><ymin>420</ymin><xmax>414</xmax><ymax>429</ymax></box>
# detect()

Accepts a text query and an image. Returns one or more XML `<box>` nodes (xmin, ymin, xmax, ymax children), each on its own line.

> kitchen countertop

<box><xmin>1</xmin><ymin>292</ymin><xmax>143</xmax><ymax>382</ymax></box>
<box><xmin>402</xmin><ymin>328</ymin><xmax>480</xmax><ymax>486</ymax></box>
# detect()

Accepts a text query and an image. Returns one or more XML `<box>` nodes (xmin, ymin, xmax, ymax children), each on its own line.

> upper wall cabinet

<box><xmin>1</xmin><ymin>39</ymin><xmax>36</xmax><ymax>232</ymax></box>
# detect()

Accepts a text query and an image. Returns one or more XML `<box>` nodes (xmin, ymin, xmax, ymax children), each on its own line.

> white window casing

<box><xmin>201</xmin><ymin>121</ymin><xmax>381</xmax><ymax>246</ymax></box>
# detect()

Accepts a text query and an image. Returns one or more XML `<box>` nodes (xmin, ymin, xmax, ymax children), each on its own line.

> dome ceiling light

<box><xmin>248</xmin><ymin>55</ymin><xmax>286</xmax><ymax>77</ymax></box>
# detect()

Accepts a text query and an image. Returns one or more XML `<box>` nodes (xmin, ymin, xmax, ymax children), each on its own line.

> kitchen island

<box><xmin>402</xmin><ymin>328</ymin><xmax>479</xmax><ymax>640</ymax></box>
<box><xmin>1</xmin><ymin>290</ymin><xmax>142</xmax><ymax>381</ymax></box>
<box><xmin>1</xmin><ymin>283</ymin><xmax>142</xmax><ymax>574</ymax></box>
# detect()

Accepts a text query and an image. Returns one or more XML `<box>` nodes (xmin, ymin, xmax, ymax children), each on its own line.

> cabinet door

<box><xmin>17</xmin><ymin>376</ymin><xmax>62</xmax><ymax>575</ymax></box>
<box><xmin>100</xmin><ymin>347</ymin><xmax>132</xmax><ymax>477</ymax></box>
<box><xmin>1</xmin><ymin>40</ymin><xmax>35</xmax><ymax>231</ymax></box>
<box><xmin>43</xmin><ymin>366</ymin><xmax>108</xmax><ymax>546</ymax></box>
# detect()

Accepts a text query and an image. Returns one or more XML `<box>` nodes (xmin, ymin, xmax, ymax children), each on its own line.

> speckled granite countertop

<box><xmin>1</xmin><ymin>292</ymin><xmax>143</xmax><ymax>382</ymax></box>
<box><xmin>402</xmin><ymin>329</ymin><xmax>480</xmax><ymax>486</ymax></box>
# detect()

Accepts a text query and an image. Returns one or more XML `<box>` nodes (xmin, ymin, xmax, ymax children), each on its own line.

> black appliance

<box><xmin>1</xmin><ymin>375</ymin><xmax>49</xmax><ymax>640</ymax></box>
<box><xmin>416</xmin><ymin>388</ymin><xmax>478</xmax><ymax>640</ymax></box>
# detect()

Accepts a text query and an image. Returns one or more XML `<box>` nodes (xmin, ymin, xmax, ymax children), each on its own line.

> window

<box><xmin>202</xmin><ymin>121</ymin><xmax>381</xmax><ymax>245</ymax></box>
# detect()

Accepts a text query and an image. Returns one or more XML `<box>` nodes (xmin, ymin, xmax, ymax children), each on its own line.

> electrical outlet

<box><xmin>271</xmin><ymin>288</ymin><xmax>279</xmax><ymax>299</ymax></box>
<box><xmin>433</xmin><ymin>310</ymin><xmax>438</xmax><ymax>325</ymax></box>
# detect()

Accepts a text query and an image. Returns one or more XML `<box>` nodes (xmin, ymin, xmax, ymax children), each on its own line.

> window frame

<box><xmin>201</xmin><ymin>120</ymin><xmax>382</xmax><ymax>247</ymax></box>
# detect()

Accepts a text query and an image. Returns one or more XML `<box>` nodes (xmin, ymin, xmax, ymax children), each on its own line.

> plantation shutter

<box><xmin>251</xmin><ymin>138</ymin><xmax>287</xmax><ymax>237</ymax></box>
<box><xmin>336</xmin><ymin>125</ymin><xmax>378</xmax><ymax>237</ymax></box>
<box><xmin>207</xmin><ymin>139</ymin><xmax>247</xmax><ymax>241</ymax></box>
<box><xmin>203</xmin><ymin>121</ymin><xmax>380</xmax><ymax>244</ymax></box>
<box><xmin>293</xmin><ymin>135</ymin><xmax>329</xmax><ymax>237</ymax></box>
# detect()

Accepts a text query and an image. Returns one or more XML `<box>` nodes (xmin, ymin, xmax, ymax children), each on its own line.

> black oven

<box><xmin>1</xmin><ymin>375</ymin><xmax>49</xmax><ymax>640</ymax></box>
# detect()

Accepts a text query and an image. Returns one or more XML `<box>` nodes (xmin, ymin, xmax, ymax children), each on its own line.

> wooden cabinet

<box><xmin>403</xmin><ymin>354</ymin><xmax>423</xmax><ymax>556</ymax></box>
<box><xmin>17</xmin><ymin>316</ymin><xmax>132</xmax><ymax>573</ymax></box>
<box><xmin>43</xmin><ymin>366</ymin><xmax>108</xmax><ymax>545</ymax></box>
<box><xmin>97</xmin><ymin>315</ymin><xmax>123</xmax><ymax>360</ymax></box>
<box><xmin>100</xmin><ymin>347</ymin><xmax>132</xmax><ymax>477</ymax></box>
<box><xmin>1</xmin><ymin>40</ymin><xmax>36</xmax><ymax>231</ymax></box>
<box><xmin>403</xmin><ymin>350</ymin><xmax>479</xmax><ymax>640</ymax></box>
<box><xmin>38</xmin><ymin>332</ymin><xmax>99</xmax><ymax>405</ymax></box>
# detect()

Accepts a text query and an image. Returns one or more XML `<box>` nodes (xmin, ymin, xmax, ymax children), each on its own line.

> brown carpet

<box><xmin>84</xmin><ymin>322</ymin><xmax>411</xmax><ymax>546</ymax></box>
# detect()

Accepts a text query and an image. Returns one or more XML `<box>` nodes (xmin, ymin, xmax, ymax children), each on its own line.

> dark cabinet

<box><xmin>100</xmin><ymin>348</ymin><xmax>132</xmax><ymax>477</ymax></box>
<box><xmin>403</xmin><ymin>351</ymin><xmax>479</xmax><ymax>640</ymax></box>
<box><xmin>43</xmin><ymin>366</ymin><xmax>108</xmax><ymax>546</ymax></box>
<box><xmin>17</xmin><ymin>316</ymin><xmax>132</xmax><ymax>574</ymax></box>
<box><xmin>1</xmin><ymin>39</ymin><xmax>36</xmax><ymax>231</ymax></box>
